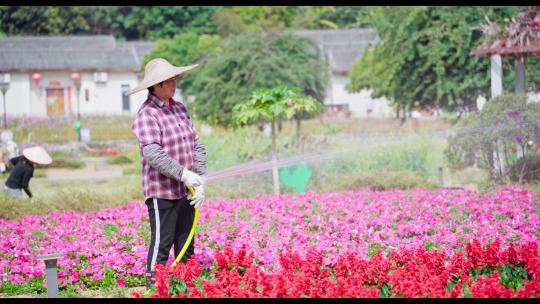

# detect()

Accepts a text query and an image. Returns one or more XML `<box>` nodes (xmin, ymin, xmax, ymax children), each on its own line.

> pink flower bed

<box><xmin>0</xmin><ymin>186</ymin><xmax>539</xmax><ymax>292</ymax></box>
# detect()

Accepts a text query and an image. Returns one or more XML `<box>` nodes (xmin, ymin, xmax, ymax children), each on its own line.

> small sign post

<box><xmin>37</xmin><ymin>253</ymin><xmax>64</xmax><ymax>298</ymax></box>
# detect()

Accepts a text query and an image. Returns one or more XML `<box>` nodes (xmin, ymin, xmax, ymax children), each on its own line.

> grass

<box><xmin>1</xmin><ymin>114</ymin><xmax>493</xmax><ymax>219</ymax></box>
<box><xmin>279</xmin><ymin>116</ymin><xmax>451</xmax><ymax>135</ymax></box>
<box><xmin>0</xmin><ymin>175</ymin><xmax>142</xmax><ymax>220</ymax></box>
<box><xmin>0</xmin><ymin>116</ymin><xmax>466</xmax><ymax>218</ymax></box>
<box><xmin>10</xmin><ymin>115</ymin><xmax>136</xmax><ymax>143</ymax></box>
<box><xmin>9</xmin><ymin>114</ymin><xmax>449</xmax><ymax>144</ymax></box>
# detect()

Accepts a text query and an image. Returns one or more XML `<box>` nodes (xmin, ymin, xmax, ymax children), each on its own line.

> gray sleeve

<box><xmin>192</xmin><ymin>137</ymin><xmax>207</xmax><ymax>176</ymax></box>
<box><xmin>142</xmin><ymin>143</ymin><xmax>184</xmax><ymax>180</ymax></box>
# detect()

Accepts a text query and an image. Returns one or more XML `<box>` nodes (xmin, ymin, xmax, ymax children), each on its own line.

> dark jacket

<box><xmin>5</xmin><ymin>156</ymin><xmax>33</xmax><ymax>197</ymax></box>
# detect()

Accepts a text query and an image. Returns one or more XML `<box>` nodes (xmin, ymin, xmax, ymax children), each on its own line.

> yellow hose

<box><xmin>171</xmin><ymin>186</ymin><xmax>199</xmax><ymax>267</ymax></box>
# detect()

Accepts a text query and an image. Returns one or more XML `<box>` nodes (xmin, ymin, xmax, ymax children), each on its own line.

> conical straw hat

<box><xmin>22</xmin><ymin>146</ymin><xmax>52</xmax><ymax>165</ymax></box>
<box><xmin>125</xmin><ymin>58</ymin><xmax>198</xmax><ymax>96</ymax></box>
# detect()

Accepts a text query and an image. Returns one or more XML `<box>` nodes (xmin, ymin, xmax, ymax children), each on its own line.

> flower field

<box><xmin>1</xmin><ymin>186</ymin><xmax>540</xmax><ymax>297</ymax></box>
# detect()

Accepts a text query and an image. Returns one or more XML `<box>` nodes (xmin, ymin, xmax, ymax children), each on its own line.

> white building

<box><xmin>0</xmin><ymin>31</ymin><xmax>394</xmax><ymax>119</ymax></box>
<box><xmin>295</xmin><ymin>29</ymin><xmax>393</xmax><ymax>118</ymax></box>
<box><xmin>0</xmin><ymin>35</ymin><xmax>156</xmax><ymax>117</ymax></box>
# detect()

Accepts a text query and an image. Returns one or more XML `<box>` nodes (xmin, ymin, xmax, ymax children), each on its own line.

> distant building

<box><xmin>0</xmin><ymin>31</ymin><xmax>393</xmax><ymax>119</ymax></box>
<box><xmin>0</xmin><ymin>35</ymin><xmax>155</xmax><ymax>117</ymax></box>
<box><xmin>295</xmin><ymin>29</ymin><xmax>393</xmax><ymax>119</ymax></box>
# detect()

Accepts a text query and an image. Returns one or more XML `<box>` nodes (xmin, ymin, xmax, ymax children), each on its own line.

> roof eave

<box><xmin>471</xmin><ymin>45</ymin><xmax>540</xmax><ymax>58</ymax></box>
<box><xmin>0</xmin><ymin>67</ymin><xmax>139</xmax><ymax>73</ymax></box>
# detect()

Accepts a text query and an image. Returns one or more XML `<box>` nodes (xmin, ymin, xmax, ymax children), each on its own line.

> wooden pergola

<box><xmin>471</xmin><ymin>6</ymin><xmax>540</xmax><ymax>96</ymax></box>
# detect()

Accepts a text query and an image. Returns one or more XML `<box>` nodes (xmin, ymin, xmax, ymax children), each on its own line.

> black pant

<box><xmin>145</xmin><ymin>197</ymin><xmax>195</xmax><ymax>272</ymax></box>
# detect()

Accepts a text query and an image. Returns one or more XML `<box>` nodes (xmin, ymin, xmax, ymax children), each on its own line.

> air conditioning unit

<box><xmin>0</xmin><ymin>73</ymin><xmax>10</xmax><ymax>83</ymax></box>
<box><xmin>93</xmin><ymin>72</ymin><xmax>108</xmax><ymax>83</ymax></box>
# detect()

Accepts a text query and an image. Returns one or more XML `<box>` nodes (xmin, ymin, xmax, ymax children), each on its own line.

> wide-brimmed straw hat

<box><xmin>22</xmin><ymin>146</ymin><xmax>52</xmax><ymax>165</ymax></box>
<box><xmin>125</xmin><ymin>58</ymin><xmax>198</xmax><ymax>96</ymax></box>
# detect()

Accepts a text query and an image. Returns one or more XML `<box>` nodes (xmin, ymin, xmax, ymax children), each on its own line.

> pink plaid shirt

<box><xmin>132</xmin><ymin>93</ymin><xmax>197</xmax><ymax>201</ymax></box>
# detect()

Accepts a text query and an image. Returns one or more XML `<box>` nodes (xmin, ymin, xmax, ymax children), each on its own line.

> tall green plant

<box><xmin>232</xmin><ymin>87</ymin><xmax>319</xmax><ymax>194</ymax></box>
<box><xmin>187</xmin><ymin>31</ymin><xmax>328</xmax><ymax>127</ymax></box>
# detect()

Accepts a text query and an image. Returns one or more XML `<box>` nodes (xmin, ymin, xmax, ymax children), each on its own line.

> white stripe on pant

<box><xmin>150</xmin><ymin>198</ymin><xmax>160</xmax><ymax>271</ymax></box>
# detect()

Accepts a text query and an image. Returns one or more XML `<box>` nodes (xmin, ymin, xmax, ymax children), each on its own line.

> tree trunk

<box><xmin>271</xmin><ymin>117</ymin><xmax>280</xmax><ymax>195</ymax></box>
<box><xmin>295</xmin><ymin>116</ymin><xmax>301</xmax><ymax>140</ymax></box>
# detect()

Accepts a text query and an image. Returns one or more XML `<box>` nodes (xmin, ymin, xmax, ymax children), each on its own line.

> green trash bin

<box><xmin>74</xmin><ymin>121</ymin><xmax>81</xmax><ymax>142</ymax></box>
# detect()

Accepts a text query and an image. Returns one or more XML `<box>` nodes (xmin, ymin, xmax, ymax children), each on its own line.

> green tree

<box><xmin>291</xmin><ymin>6</ymin><xmax>338</xmax><ymax>29</ymax></box>
<box><xmin>0</xmin><ymin>6</ymin><xmax>91</xmax><ymax>35</ymax></box>
<box><xmin>232</xmin><ymin>87</ymin><xmax>319</xmax><ymax>194</ymax></box>
<box><xmin>0</xmin><ymin>6</ymin><xmax>222</xmax><ymax>40</ymax></box>
<box><xmin>186</xmin><ymin>31</ymin><xmax>329</xmax><ymax>127</ymax></box>
<box><xmin>228</xmin><ymin>6</ymin><xmax>299</xmax><ymax>31</ymax></box>
<box><xmin>111</xmin><ymin>6</ymin><xmax>222</xmax><ymax>40</ymax></box>
<box><xmin>82</xmin><ymin>6</ymin><xmax>117</xmax><ymax>35</ymax></box>
<box><xmin>212</xmin><ymin>9</ymin><xmax>247</xmax><ymax>37</ymax></box>
<box><xmin>315</xmin><ymin>6</ymin><xmax>369</xmax><ymax>29</ymax></box>
<box><xmin>347</xmin><ymin>6</ymin><xmax>531</xmax><ymax>115</ymax></box>
<box><xmin>142</xmin><ymin>32</ymin><xmax>222</xmax><ymax>97</ymax></box>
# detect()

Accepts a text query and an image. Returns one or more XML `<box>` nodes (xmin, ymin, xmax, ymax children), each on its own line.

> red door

<box><xmin>46</xmin><ymin>88</ymin><xmax>65</xmax><ymax>115</ymax></box>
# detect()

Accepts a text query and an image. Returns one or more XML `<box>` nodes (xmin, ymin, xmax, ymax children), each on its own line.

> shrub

<box><xmin>445</xmin><ymin>94</ymin><xmax>540</xmax><ymax>182</ymax></box>
<box><xmin>507</xmin><ymin>154</ymin><xmax>540</xmax><ymax>183</ymax></box>
<box><xmin>352</xmin><ymin>170</ymin><xmax>438</xmax><ymax>191</ymax></box>
<box><xmin>48</xmin><ymin>158</ymin><xmax>85</xmax><ymax>169</ymax></box>
<box><xmin>107</xmin><ymin>155</ymin><xmax>133</xmax><ymax>165</ymax></box>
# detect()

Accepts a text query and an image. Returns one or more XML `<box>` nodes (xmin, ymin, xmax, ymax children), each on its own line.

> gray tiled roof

<box><xmin>118</xmin><ymin>41</ymin><xmax>157</xmax><ymax>66</ymax></box>
<box><xmin>0</xmin><ymin>31</ymin><xmax>375</xmax><ymax>73</ymax></box>
<box><xmin>0</xmin><ymin>35</ymin><xmax>156</xmax><ymax>72</ymax></box>
<box><xmin>295</xmin><ymin>29</ymin><xmax>379</xmax><ymax>73</ymax></box>
<box><xmin>0</xmin><ymin>35</ymin><xmax>117</xmax><ymax>50</ymax></box>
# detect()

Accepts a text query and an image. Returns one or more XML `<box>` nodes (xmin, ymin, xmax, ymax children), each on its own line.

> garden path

<box><xmin>46</xmin><ymin>157</ymin><xmax>123</xmax><ymax>181</ymax></box>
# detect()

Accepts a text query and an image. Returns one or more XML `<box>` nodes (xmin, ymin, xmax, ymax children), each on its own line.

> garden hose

<box><xmin>171</xmin><ymin>186</ymin><xmax>199</xmax><ymax>267</ymax></box>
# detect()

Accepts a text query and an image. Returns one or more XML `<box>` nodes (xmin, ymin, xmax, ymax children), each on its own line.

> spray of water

<box><xmin>205</xmin><ymin>130</ymin><xmax>448</xmax><ymax>183</ymax></box>
<box><xmin>205</xmin><ymin>111</ymin><xmax>540</xmax><ymax>184</ymax></box>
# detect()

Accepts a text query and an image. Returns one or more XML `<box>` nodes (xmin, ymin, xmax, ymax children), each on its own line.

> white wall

<box><xmin>327</xmin><ymin>75</ymin><xmax>393</xmax><ymax>118</ymax></box>
<box><xmin>2</xmin><ymin>73</ymin><xmax>31</xmax><ymax>116</ymax></box>
<box><xmin>77</xmin><ymin>72</ymin><xmax>145</xmax><ymax>115</ymax></box>
<box><xmin>4</xmin><ymin>71</ymin><xmax>149</xmax><ymax>117</ymax></box>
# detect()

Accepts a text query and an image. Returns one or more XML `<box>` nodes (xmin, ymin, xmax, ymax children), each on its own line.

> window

<box><xmin>121</xmin><ymin>84</ymin><xmax>130</xmax><ymax>111</ymax></box>
<box><xmin>94</xmin><ymin>72</ymin><xmax>108</xmax><ymax>83</ymax></box>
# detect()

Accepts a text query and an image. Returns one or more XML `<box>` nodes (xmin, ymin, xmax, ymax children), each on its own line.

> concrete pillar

<box><xmin>491</xmin><ymin>54</ymin><xmax>503</xmax><ymax>97</ymax></box>
<box><xmin>515</xmin><ymin>56</ymin><xmax>526</xmax><ymax>94</ymax></box>
<box><xmin>491</xmin><ymin>54</ymin><xmax>505</xmax><ymax>175</ymax></box>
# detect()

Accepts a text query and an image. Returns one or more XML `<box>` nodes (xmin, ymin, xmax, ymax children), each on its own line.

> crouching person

<box><xmin>4</xmin><ymin>146</ymin><xmax>52</xmax><ymax>198</ymax></box>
